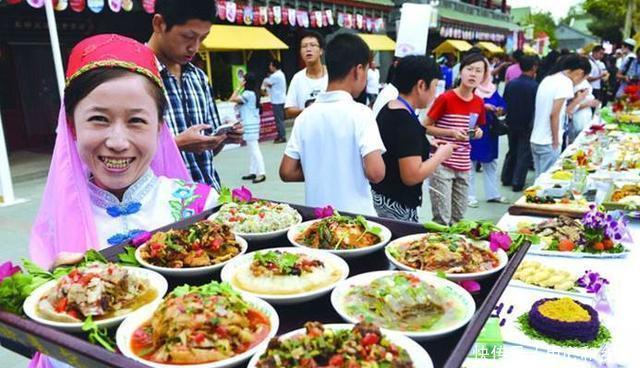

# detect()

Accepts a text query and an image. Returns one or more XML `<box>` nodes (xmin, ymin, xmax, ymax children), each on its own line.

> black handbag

<box><xmin>489</xmin><ymin>117</ymin><xmax>509</xmax><ymax>137</ymax></box>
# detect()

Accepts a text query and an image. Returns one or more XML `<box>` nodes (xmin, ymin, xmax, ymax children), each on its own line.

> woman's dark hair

<box><xmin>394</xmin><ymin>56</ymin><xmax>442</xmax><ymax>94</ymax></box>
<box><xmin>269</xmin><ymin>59</ymin><xmax>281</xmax><ymax>69</ymax></box>
<box><xmin>459</xmin><ymin>52</ymin><xmax>489</xmax><ymax>75</ymax></box>
<box><xmin>512</xmin><ymin>49</ymin><xmax>524</xmax><ymax>63</ymax></box>
<box><xmin>155</xmin><ymin>0</ymin><xmax>216</xmax><ymax>31</ymax></box>
<box><xmin>243</xmin><ymin>72</ymin><xmax>261</xmax><ymax>109</ymax></box>
<box><xmin>548</xmin><ymin>53</ymin><xmax>592</xmax><ymax>75</ymax></box>
<box><xmin>325</xmin><ymin>33</ymin><xmax>370</xmax><ymax>82</ymax></box>
<box><xmin>64</xmin><ymin>68</ymin><xmax>167</xmax><ymax>121</ymax></box>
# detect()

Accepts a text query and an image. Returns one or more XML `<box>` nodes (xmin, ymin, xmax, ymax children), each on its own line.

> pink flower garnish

<box><xmin>232</xmin><ymin>186</ymin><xmax>253</xmax><ymax>203</ymax></box>
<box><xmin>314</xmin><ymin>205</ymin><xmax>335</xmax><ymax>219</ymax></box>
<box><xmin>459</xmin><ymin>280</ymin><xmax>481</xmax><ymax>293</ymax></box>
<box><xmin>0</xmin><ymin>261</ymin><xmax>21</xmax><ymax>283</ymax></box>
<box><xmin>131</xmin><ymin>231</ymin><xmax>152</xmax><ymax>247</ymax></box>
<box><xmin>489</xmin><ymin>231</ymin><xmax>511</xmax><ymax>252</ymax></box>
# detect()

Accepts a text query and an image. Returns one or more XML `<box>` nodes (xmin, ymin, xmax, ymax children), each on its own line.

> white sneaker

<box><xmin>468</xmin><ymin>199</ymin><xmax>479</xmax><ymax>208</ymax></box>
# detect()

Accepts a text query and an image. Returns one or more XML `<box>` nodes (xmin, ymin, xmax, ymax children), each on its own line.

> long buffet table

<box><xmin>464</xmin><ymin>124</ymin><xmax>639</xmax><ymax>368</ymax></box>
<box><xmin>0</xmin><ymin>204</ymin><xmax>530</xmax><ymax>368</ymax></box>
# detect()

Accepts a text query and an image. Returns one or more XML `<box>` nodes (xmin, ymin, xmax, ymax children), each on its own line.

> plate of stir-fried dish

<box><xmin>287</xmin><ymin>214</ymin><xmax>391</xmax><ymax>259</ymax></box>
<box><xmin>385</xmin><ymin>233</ymin><xmax>508</xmax><ymax>281</ymax></box>
<box><xmin>136</xmin><ymin>220</ymin><xmax>247</xmax><ymax>277</ymax></box>
<box><xmin>117</xmin><ymin>281</ymin><xmax>278</xmax><ymax>368</ymax></box>
<box><xmin>247</xmin><ymin>322</ymin><xmax>433</xmax><ymax>368</ymax></box>
<box><xmin>24</xmin><ymin>262</ymin><xmax>167</xmax><ymax>332</ymax></box>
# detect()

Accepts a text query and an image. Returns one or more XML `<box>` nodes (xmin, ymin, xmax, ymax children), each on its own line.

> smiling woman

<box><xmin>28</xmin><ymin>32</ymin><xmax>221</xmax><ymax>368</ymax></box>
<box><xmin>30</xmin><ymin>34</ymin><xmax>220</xmax><ymax>269</ymax></box>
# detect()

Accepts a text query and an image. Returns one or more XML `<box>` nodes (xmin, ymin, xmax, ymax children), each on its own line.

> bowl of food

<box><xmin>247</xmin><ymin>322</ymin><xmax>433</xmax><ymax>368</ymax></box>
<box><xmin>385</xmin><ymin>233</ymin><xmax>508</xmax><ymax>281</ymax></box>
<box><xmin>23</xmin><ymin>262</ymin><xmax>167</xmax><ymax>332</ymax></box>
<box><xmin>117</xmin><ymin>281</ymin><xmax>278</xmax><ymax>368</ymax></box>
<box><xmin>287</xmin><ymin>214</ymin><xmax>392</xmax><ymax>259</ymax></box>
<box><xmin>331</xmin><ymin>271</ymin><xmax>475</xmax><ymax>341</ymax></box>
<box><xmin>135</xmin><ymin>220</ymin><xmax>247</xmax><ymax>277</ymax></box>
<box><xmin>221</xmin><ymin>247</ymin><xmax>349</xmax><ymax>305</ymax></box>
<box><xmin>210</xmin><ymin>201</ymin><xmax>302</xmax><ymax>241</ymax></box>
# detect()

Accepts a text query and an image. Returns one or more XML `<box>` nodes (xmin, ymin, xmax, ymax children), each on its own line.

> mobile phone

<box><xmin>213</xmin><ymin>123</ymin><xmax>235</xmax><ymax>136</ymax></box>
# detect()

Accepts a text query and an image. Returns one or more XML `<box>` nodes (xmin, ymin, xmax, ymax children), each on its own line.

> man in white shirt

<box><xmin>587</xmin><ymin>45</ymin><xmax>608</xmax><ymax>102</ymax></box>
<box><xmin>366</xmin><ymin>60</ymin><xmax>381</xmax><ymax>106</ymax></box>
<box><xmin>262</xmin><ymin>59</ymin><xmax>288</xmax><ymax>142</ymax></box>
<box><xmin>284</xmin><ymin>31</ymin><xmax>328</xmax><ymax>118</ymax></box>
<box><xmin>569</xmin><ymin>79</ymin><xmax>599</xmax><ymax>143</ymax></box>
<box><xmin>619</xmin><ymin>39</ymin><xmax>637</xmax><ymax>72</ymax></box>
<box><xmin>280</xmin><ymin>33</ymin><xmax>386</xmax><ymax>215</ymax></box>
<box><xmin>530</xmin><ymin>54</ymin><xmax>591</xmax><ymax>177</ymax></box>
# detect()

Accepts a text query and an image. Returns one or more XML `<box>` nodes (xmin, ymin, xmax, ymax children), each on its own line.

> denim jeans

<box><xmin>531</xmin><ymin>143</ymin><xmax>561</xmax><ymax>178</ymax></box>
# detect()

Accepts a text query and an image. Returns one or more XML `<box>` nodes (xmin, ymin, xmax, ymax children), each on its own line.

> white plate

<box><xmin>496</xmin><ymin>286</ymin><xmax>610</xmax><ymax>362</ymax></box>
<box><xmin>330</xmin><ymin>271</ymin><xmax>475</xmax><ymax>341</ymax></box>
<box><xmin>136</xmin><ymin>236</ymin><xmax>248</xmax><ymax>277</ymax></box>
<box><xmin>246</xmin><ymin>323</ymin><xmax>433</xmax><ymax>368</ymax></box>
<box><xmin>287</xmin><ymin>219</ymin><xmax>392</xmax><ymax>259</ymax></box>
<box><xmin>208</xmin><ymin>210</ymin><xmax>302</xmax><ymax>242</ymax></box>
<box><xmin>384</xmin><ymin>233</ymin><xmax>508</xmax><ymax>281</ymax></box>
<box><xmin>528</xmin><ymin>239</ymin><xmax>630</xmax><ymax>259</ymax></box>
<box><xmin>23</xmin><ymin>266</ymin><xmax>168</xmax><ymax>332</ymax></box>
<box><xmin>117</xmin><ymin>293</ymin><xmax>279</xmax><ymax>368</ymax></box>
<box><xmin>508</xmin><ymin>256</ymin><xmax>598</xmax><ymax>299</ymax></box>
<box><xmin>221</xmin><ymin>247</ymin><xmax>349</xmax><ymax>305</ymax></box>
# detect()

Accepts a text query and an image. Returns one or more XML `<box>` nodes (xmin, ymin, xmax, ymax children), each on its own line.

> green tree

<box><xmin>526</xmin><ymin>11</ymin><xmax>558</xmax><ymax>48</ymax></box>
<box><xmin>583</xmin><ymin>0</ymin><xmax>628</xmax><ymax>43</ymax></box>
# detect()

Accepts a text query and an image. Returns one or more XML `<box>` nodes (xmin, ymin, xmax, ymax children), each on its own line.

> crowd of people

<box><xmin>27</xmin><ymin>0</ymin><xmax>629</xmax><ymax>313</ymax></box>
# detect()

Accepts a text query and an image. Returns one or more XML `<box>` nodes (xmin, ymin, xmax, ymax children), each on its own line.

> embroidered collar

<box><xmin>88</xmin><ymin>169</ymin><xmax>158</xmax><ymax>210</ymax></box>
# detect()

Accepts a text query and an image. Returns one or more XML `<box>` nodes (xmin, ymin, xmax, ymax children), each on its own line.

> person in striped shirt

<box><xmin>423</xmin><ymin>53</ymin><xmax>487</xmax><ymax>225</ymax></box>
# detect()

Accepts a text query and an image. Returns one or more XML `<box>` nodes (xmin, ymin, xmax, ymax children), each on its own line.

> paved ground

<box><xmin>0</xmin><ymin>132</ymin><xmax>536</xmax><ymax>367</ymax></box>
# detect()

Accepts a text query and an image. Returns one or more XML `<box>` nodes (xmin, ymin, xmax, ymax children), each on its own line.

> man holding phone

<box><xmin>147</xmin><ymin>0</ymin><xmax>243</xmax><ymax>190</ymax></box>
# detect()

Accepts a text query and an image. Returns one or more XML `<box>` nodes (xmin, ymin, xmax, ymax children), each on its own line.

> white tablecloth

<box><xmin>464</xmin><ymin>126</ymin><xmax>640</xmax><ymax>368</ymax></box>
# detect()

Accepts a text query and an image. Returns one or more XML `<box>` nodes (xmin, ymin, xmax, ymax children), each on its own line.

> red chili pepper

<box><xmin>361</xmin><ymin>332</ymin><xmax>379</xmax><ymax>346</ymax></box>
<box><xmin>54</xmin><ymin>297</ymin><xmax>68</xmax><ymax>313</ymax></box>
<box><xmin>66</xmin><ymin>309</ymin><xmax>79</xmax><ymax>320</ymax></box>
<box><xmin>195</xmin><ymin>249</ymin><xmax>204</xmax><ymax>257</ymax></box>
<box><xmin>210</xmin><ymin>238</ymin><xmax>222</xmax><ymax>250</ymax></box>
<box><xmin>215</xmin><ymin>326</ymin><xmax>228</xmax><ymax>338</ymax></box>
<box><xmin>328</xmin><ymin>354</ymin><xmax>344</xmax><ymax>366</ymax></box>
<box><xmin>259</xmin><ymin>212</ymin><xmax>265</xmax><ymax>219</ymax></box>
<box><xmin>193</xmin><ymin>332</ymin><xmax>206</xmax><ymax>343</ymax></box>
<box><xmin>150</xmin><ymin>243</ymin><xmax>162</xmax><ymax>251</ymax></box>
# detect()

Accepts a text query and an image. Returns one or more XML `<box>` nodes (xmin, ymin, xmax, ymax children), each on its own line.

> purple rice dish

<box><xmin>528</xmin><ymin>298</ymin><xmax>600</xmax><ymax>342</ymax></box>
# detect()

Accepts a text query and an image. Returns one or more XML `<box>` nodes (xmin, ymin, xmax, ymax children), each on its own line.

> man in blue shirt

<box><xmin>147</xmin><ymin>0</ymin><xmax>243</xmax><ymax>191</ymax></box>
<box><xmin>501</xmin><ymin>55</ymin><xmax>539</xmax><ymax>191</ymax></box>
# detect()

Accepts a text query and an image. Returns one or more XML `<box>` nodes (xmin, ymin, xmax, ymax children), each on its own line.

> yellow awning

<box><xmin>523</xmin><ymin>44</ymin><xmax>537</xmax><ymax>55</ymax></box>
<box><xmin>433</xmin><ymin>40</ymin><xmax>473</xmax><ymax>55</ymax></box>
<box><xmin>475</xmin><ymin>41</ymin><xmax>504</xmax><ymax>54</ymax></box>
<box><xmin>358</xmin><ymin>34</ymin><xmax>396</xmax><ymax>51</ymax></box>
<box><xmin>201</xmin><ymin>25</ymin><xmax>288</xmax><ymax>51</ymax></box>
